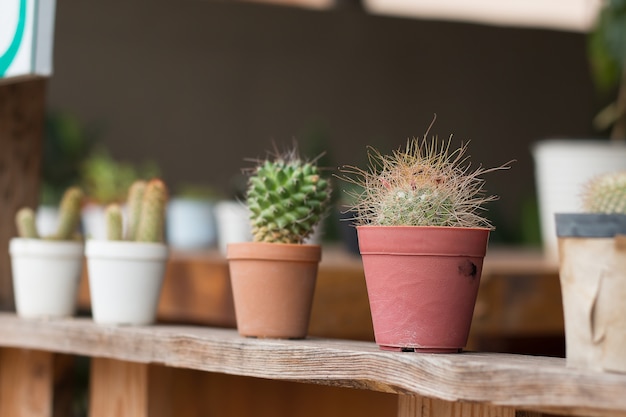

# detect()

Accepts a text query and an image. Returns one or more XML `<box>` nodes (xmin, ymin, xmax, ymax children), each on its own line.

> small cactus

<box><xmin>246</xmin><ymin>147</ymin><xmax>331</xmax><ymax>244</ymax></box>
<box><xmin>338</xmin><ymin>123</ymin><xmax>511</xmax><ymax>229</ymax></box>
<box><xmin>126</xmin><ymin>180</ymin><xmax>147</xmax><ymax>241</ymax></box>
<box><xmin>105</xmin><ymin>204</ymin><xmax>124</xmax><ymax>241</ymax></box>
<box><xmin>581</xmin><ymin>171</ymin><xmax>626</xmax><ymax>214</ymax></box>
<box><xmin>51</xmin><ymin>187</ymin><xmax>84</xmax><ymax>240</ymax></box>
<box><xmin>15</xmin><ymin>187</ymin><xmax>83</xmax><ymax>240</ymax></box>
<box><xmin>15</xmin><ymin>208</ymin><xmax>39</xmax><ymax>239</ymax></box>
<box><xmin>102</xmin><ymin>179</ymin><xmax>168</xmax><ymax>243</ymax></box>
<box><xmin>135</xmin><ymin>179</ymin><xmax>168</xmax><ymax>243</ymax></box>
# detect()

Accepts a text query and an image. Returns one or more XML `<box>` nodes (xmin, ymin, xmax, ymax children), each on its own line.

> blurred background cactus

<box><xmin>16</xmin><ymin>187</ymin><xmax>84</xmax><ymax>240</ymax></box>
<box><xmin>581</xmin><ymin>171</ymin><xmax>626</xmax><ymax>214</ymax></box>
<box><xmin>81</xmin><ymin>146</ymin><xmax>161</xmax><ymax>206</ymax></box>
<box><xmin>245</xmin><ymin>146</ymin><xmax>331</xmax><ymax>244</ymax></box>
<box><xmin>339</xmin><ymin>123</ymin><xmax>511</xmax><ymax>229</ymax></box>
<box><xmin>104</xmin><ymin>179</ymin><xmax>168</xmax><ymax>243</ymax></box>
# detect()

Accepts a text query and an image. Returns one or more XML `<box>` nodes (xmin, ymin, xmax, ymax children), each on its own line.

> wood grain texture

<box><xmin>0</xmin><ymin>314</ymin><xmax>622</xmax><ymax>416</ymax></box>
<box><xmin>89</xmin><ymin>358</ymin><xmax>148</xmax><ymax>417</ymax></box>
<box><xmin>398</xmin><ymin>395</ymin><xmax>515</xmax><ymax>417</ymax></box>
<box><xmin>0</xmin><ymin>348</ymin><xmax>53</xmax><ymax>417</ymax></box>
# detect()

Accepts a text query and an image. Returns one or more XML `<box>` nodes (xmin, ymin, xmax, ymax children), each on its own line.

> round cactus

<box><xmin>581</xmin><ymin>171</ymin><xmax>626</xmax><ymax>214</ymax></box>
<box><xmin>246</xmin><ymin>149</ymin><xmax>331</xmax><ymax>244</ymax></box>
<box><xmin>339</xmin><ymin>133</ymin><xmax>511</xmax><ymax>229</ymax></box>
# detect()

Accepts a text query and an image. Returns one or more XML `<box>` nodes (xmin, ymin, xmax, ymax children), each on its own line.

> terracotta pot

<box><xmin>227</xmin><ymin>242</ymin><xmax>321</xmax><ymax>339</ymax></box>
<box><xmin>357</xmin><ymin>225</ymin><xmax>490</xmax><ymax>353</ymax></box>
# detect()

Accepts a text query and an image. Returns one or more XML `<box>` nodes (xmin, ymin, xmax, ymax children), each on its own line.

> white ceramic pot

<box><xmin>214</xmin><ymin>201</ymin><xmax>252</xmax><ymax>255</ymax></box>
<box><xmin>9</xmin><ymin>238</ymin><xmax>84</xmax><ymax>318</ymax></box>
<box><xmin>532</xmin><ymin>139</ymin><xmax>626</xmax><ymax>262</ymax></box>
<box><xmin>85</xmin><ymin>240</ymin><xmax>169</xmax><ymax>325</ymax></box>
<box><xmin>166</xmin><ymin>198</ymin><xmax>216</xmax><ymax>250</ymax></box>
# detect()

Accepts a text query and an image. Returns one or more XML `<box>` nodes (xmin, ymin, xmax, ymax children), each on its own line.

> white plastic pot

<box><xmin>532</xmin><ymin>139</ymin><xmax>626</xmax><ymax>262</ymax></box>
<box><xmin>214</xmin><ymin>201</ymin><xmax>252</xmax><ymax>255</ymax></box>
<box><xmin>85</xmin><ymin>240</ymin><xmax>169</xmax><ymax>325</ymax></box>
<box><xmin>166</xmin><ymin>198</ymin><xmax>216</xmax><ymax>250</ymax></box>
<box><xmin>9</xmin><ymin>238</ymin><xmax>84</xmax><ymax>318</ymax></box>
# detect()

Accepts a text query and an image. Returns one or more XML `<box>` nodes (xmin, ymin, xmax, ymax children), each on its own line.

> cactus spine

<box><xmin>581</xmin><ymin>171</ymin><xmax>626</xmax><ymax>214</ymax></box>
<box><xmin>339</xmin><ymin>129</ymin><xmax>511</xmax><ymax>229</ymax></box>
<box><xmin>105</xmin><ymin>204</ymin><xmax>124</xmax><ymax>240</ymax></box>
<box><xmin>246</xmin><ymin>148</ymin><xmax>331</xmax><ymax>244</ymax></box>
<box><xmin>15</xmin><ymin>208</ymin><xmax>39</xmax><ymax>239</ymax></box>
<box><xmin>15</xmin><ymin>187</ymin><xmax>83</xmax><ymax>240</ymax></box>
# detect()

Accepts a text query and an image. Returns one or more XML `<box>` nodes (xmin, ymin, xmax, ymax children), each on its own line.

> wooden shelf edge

<box><xmin>0</xmin><ymin>313</ymin><xmax>623</xmax><ymax>416</ymax></box>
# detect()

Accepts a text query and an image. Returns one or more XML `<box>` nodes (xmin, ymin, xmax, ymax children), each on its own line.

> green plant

<box><xmin>338</xmin><ymin>123</ymin><xmax>511</xmax><ymax>229</ymax></box>
<box><xmin>245</xmin><ymin>146</ymin><xmax>332</xmax><ymax>244</ymax></box>
<box><xmin>581</xmin><ymin>170</ymin><xmax>626</xmax><ymax>213</ymax></box>
<box><xmin>104</xmin><ymin>179</ymin><xmax>169</xmax><ymax>243</ymax></box>
<box><xmin>80</xmin><ymin>146</ymin><xmax>161</xmax><ymax>205</ymax></box>
<box><xmin>589</xmin><ymin>0</ymin><xmax>626</xmax><ymax>139</ymax></box>
<box><xmin>16</xmin><ymin>187</ymin><xmax>84</xmax><ymax>240</ymax></box>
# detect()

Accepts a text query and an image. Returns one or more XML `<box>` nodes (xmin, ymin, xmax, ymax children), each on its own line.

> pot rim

<box><xmin>227</xmin><ymin>241</ymin><xmax>321</xmax><ymax>263</ymax></box>
<box><xmin>9</xmin><ymin>237</ymin><xmax>84</xmax><ymax>257</ymax></box>
<box><xmin>85</xmin><ymin>239</ymin><xmax>169</xmax><ymax>260</ymax></box>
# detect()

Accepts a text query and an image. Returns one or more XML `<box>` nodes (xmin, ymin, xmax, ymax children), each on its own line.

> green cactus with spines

<box><xmin>105</xmin><ymin>204</ymin><xmax>124</xmax><ymax>241</ymax></box>
<box><xmin>581</xmin><ymin>171</ymin><xmax>626</xmax><ymax>214</ymax></box>
<box><xmin>135</xmin><ymin>179</ymin><xmax>168</xmax><ymax>243</ymax></box>
<box><xmin>15</xmin><ymin>186</ymin><xmax>84</xmax><ymax>240</ymax></box>
<box><xmin>15</xmin><ymin>208</ymin><xmax>39</xmax><ymax>239</ymax></box>
<box><xmin>246</xmin><ymin>148</ymin><xmax>331</xmax><ymax>244</ymax></box>
<box><xmin>126</xmin><ymin>180</ymin><xmax>147</xmax><ymax>241</ymax></box>
<box><xmin>338</xmin><ymin>127</ymin><xmax>511</xmax><ymax>229</ymax></box>
<box><xmin>51</xmin><ymin>186</ymin><xmax>84</xmax><ymax>240</ymax></box>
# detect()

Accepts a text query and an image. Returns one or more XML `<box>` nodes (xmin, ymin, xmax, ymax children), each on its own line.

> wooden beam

<box><xmin>398</xmin><ymin>395</ymin><xmax>516</xmax><ymax>417</ymax></box>
<box><xmin>89</xmin><ymin>358</ymin><xmax>148</xmax><ymax>417</ymax></box>
<box><xmin>0</xmin><ymin>79</ymin><xmax>46</xmax><ymax>310</ymax></box>
<box><xmin>0</xmin><ymin>348</ymin><xmax>53</xmax><ymax>417</ymax></box>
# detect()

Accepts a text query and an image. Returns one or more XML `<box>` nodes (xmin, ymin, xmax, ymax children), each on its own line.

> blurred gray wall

<box><xmin>46</xmin><ymin>0</ymin><xmax>598</xmax><ymax>243</ymax></box>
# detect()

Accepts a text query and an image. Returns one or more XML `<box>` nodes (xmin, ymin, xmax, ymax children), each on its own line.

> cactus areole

<box><xmin>246</xmin><ymin>152</ymin><xmax>331</xmax><ymax>244</ymax></box>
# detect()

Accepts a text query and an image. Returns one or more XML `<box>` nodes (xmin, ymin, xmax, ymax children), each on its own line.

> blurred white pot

<box><xmin>9</xmin><ymin>238</ymin><xmax>84</xmax><ymax>318</ymax></box>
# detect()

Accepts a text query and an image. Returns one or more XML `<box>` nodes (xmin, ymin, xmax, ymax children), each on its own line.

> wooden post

<box><xmin>0</xmin><ymin>78</ymin><xmax>46</xmax><ymax>310</ymax></box>
<box><xmin>89</xmin><ymin>358</ymin><xmax>149</xmax><ymax>417</ymax></box>
<box><xmin>398</xmin><ymin>395</ymin><xmax>519</xmax><ymax>417</ymax></box>
<box><xmin>0</xmin><ymin>348</ymin><xmax>54</xmax><ymax>417</ymax></box>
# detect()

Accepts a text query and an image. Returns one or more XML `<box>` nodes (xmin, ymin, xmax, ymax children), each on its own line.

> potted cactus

<box><xmin>556</xmin><ymin>170</ymin><xmax>626</xmax><ymax>373</ymax></box>
<box><xmin>226</xmin><ymin>145</ymin><xmax>331</xmax><ymax>339</ymax></box>
<box><xmin>338</xmin><ymin>124</ymin><xmax>511</xmax><ymax>352</ymax></box>
<box><xmin>85</xmin><ymin>178</ymin><xmax>169</xmax><ymax>325</ymax></box>
<box><xmin>9</xmin><ymin>187</ymin><xmax>84</xmax><ymax>318</ymax></box>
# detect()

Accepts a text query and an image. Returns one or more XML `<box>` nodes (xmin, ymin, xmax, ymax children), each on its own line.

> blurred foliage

<box><xmin>40</xmin><ymin>111</ymin><xmax>95</xmax><ymax>205</ymax></box>
<box><xmin>588</xmin><ymin>0</ymin><xmax>626</xmax><ymax>138</ymax></box>
<box><xmin>80</xmin><ymin>146</ymin><xmax>161</xmax><ymax>205</ymax></box>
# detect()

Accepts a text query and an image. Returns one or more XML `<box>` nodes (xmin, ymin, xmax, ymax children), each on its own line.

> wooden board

<box><xmin>0</xmin><ymin>314</ymin><xmax>622</xmax><ymax>417</ymax></box>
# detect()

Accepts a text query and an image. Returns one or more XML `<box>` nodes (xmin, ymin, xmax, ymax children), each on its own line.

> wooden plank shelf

<box><xmin>0</xmin><ymin>313</ymin><xmax>623</xmax><ymax>417</ymax></box>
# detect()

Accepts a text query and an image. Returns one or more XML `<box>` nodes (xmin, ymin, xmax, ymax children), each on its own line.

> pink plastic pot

<box><xmin>357</xmin><ymin>225</ymin><xmax>490</xmax><ymax>353</ymax></box>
